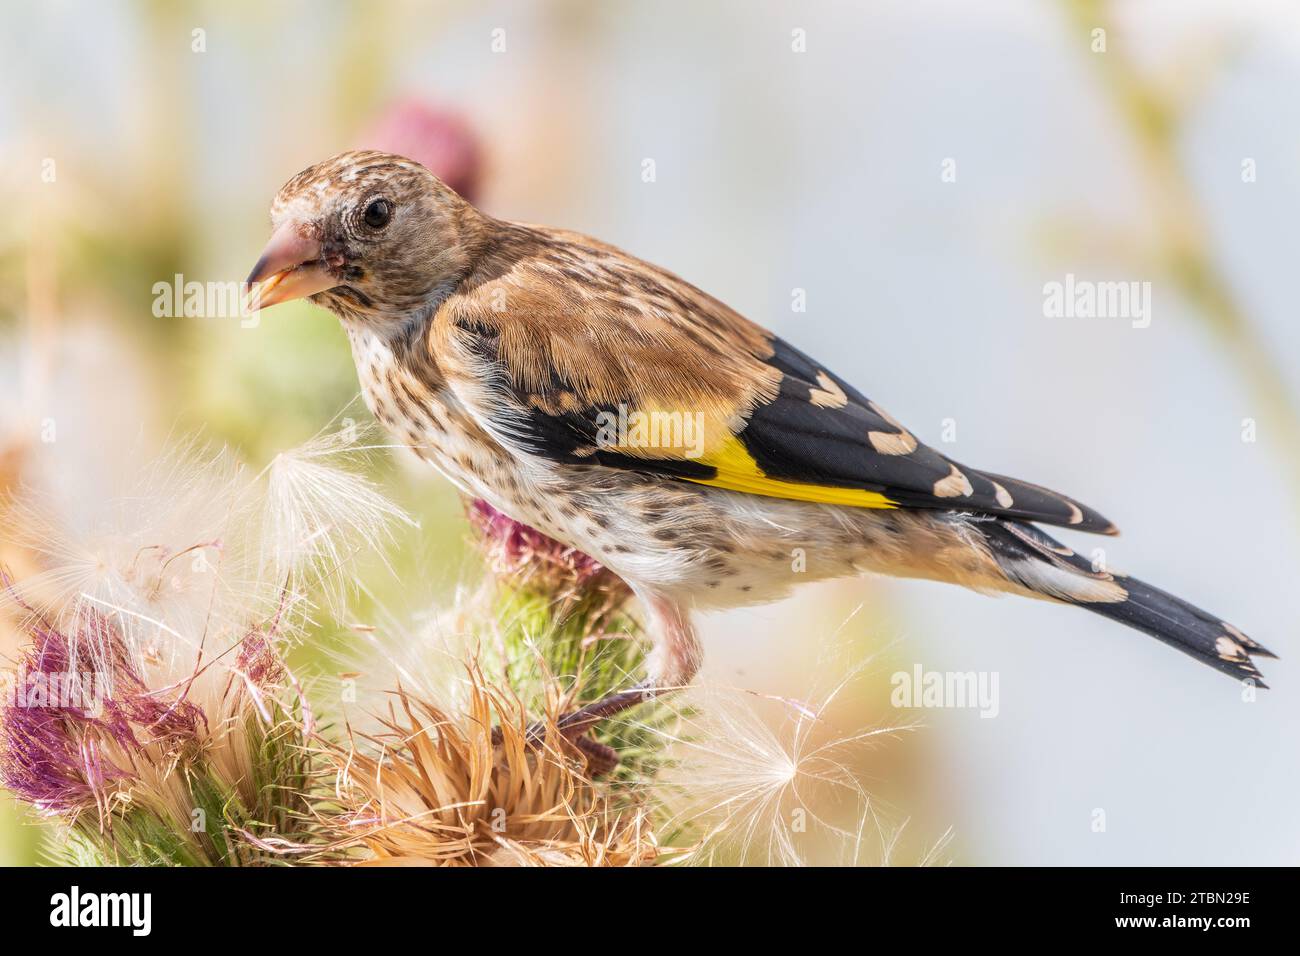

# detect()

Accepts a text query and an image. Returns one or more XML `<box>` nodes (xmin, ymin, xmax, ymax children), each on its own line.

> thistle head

<box><xmin>324</xmin><ymin>672</ymin><xmax>661</xmax><ymax>866</ymax></box>
<box><xmin>360</xmin><ymin>99</ymin><xmax>484</xmax><ymax>203</ymax></box>
<box><xmin>0</xmin><ymin>591</ymin><xmax>204</xmax><ymax>821</ymax></box>
<box><xmin>468</xmin><ymin>500</ymin><xmax>631</xmax><ymax>605</ymax></box>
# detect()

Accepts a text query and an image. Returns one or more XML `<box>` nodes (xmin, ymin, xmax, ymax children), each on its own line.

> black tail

<box><xmin>983</xmin><ymin>520</ymin><xmax>1276</xmax><ymax>686</ymax></box>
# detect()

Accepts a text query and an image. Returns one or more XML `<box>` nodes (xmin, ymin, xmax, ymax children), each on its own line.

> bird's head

<box><xmin>246</xmin><ymin>150</ymin><xmax>484</xmax><ymax>324</ymax></box>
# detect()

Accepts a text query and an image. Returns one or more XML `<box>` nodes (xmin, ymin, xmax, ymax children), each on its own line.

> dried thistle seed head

<box><xmin>1</xmin><ymin>439</ymin><xmax>260</xmax><ymax>682</ymax></box>
<box><xmin>322</xmin><ymin>670</ymin><xmax>662</xmax><ymax>867</ymax></box>
<box><xmin>0</xmin><ymin>422</ymin><xmax>407</xmax><ymax>683</ymax></box>
<box><xmin>261</xmin><ymin>421</ymin><xmax>415</xmax><ymax>615</ymax></box>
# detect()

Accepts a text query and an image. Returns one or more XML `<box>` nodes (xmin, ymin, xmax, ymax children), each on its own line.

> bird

<box><xmin>246</xmin><ymin>149</ymin><xmax>1274</xmax><ymax>738</ymax></box>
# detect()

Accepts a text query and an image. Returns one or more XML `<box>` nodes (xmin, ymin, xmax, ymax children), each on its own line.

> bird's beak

<box><xmin>245</xmin><ymin>222</ymin><xmax>338</xmax><ymax>311</ymax></box>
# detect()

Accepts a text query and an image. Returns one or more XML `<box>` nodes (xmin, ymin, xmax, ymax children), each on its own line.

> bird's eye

<box><xmin>363</xmin><ymin>198</ymin><xmax>392</xmax><ymax>229</ymax></box>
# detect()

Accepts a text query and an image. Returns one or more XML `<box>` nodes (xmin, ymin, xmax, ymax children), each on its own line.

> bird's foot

<box><xmin>555</xmin><ymin>684</ymin><xmax>654</xmax><ymax>736</ymax></box>
<box><xmin>490</xmin><ymin>684</ymin><xmax>655</xmax><ymax>778</ymax></box>
<box><xmin>489</xmin><ymin>721</ymin><xmax>622</xmax><ymax>777</ymax></box>
<box><xmin>570</xmin><ymin>734</ymin><xmax>620</xmax><ymax>777</ymax></box>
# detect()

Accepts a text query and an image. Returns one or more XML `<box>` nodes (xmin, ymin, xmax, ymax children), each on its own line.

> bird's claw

<box><xmin>489</xmin><ymin>684</ymin><xmax>655</xmax><ymax>777</ymax></box>
<box><xmin>569</xmin><ymin>734</ymin><xmax>620</xmax><ymax>777</ymax></box>
<box><xmin>490</xmin><ymin>718</ymin><xmax>621</xmax><ymax>777</ymax></box>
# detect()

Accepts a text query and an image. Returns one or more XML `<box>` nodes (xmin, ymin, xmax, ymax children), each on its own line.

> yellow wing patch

<box><xmin>681</xmin><ymin>436</ymin><xmax>898</xmax><ymax>509</ymax></box>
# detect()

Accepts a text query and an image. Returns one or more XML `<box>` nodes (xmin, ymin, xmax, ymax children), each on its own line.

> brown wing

<box><xmin>432</xmin><ymin>222</ymin><xmax>1118</xmax><ymax>534</ymax></box>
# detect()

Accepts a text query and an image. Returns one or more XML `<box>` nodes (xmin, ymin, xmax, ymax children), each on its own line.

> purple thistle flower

<box><xmin>1</xmin><ymin>591</ymin><xmax>203</xmax><ymax>818</ymax></box>
<box><xmin>466</xmin><ymin>500</ymin><xmax>631</xmax><ymax>606</ymax></box>
<box><xmin>234</xmin><ymin>627</ymin><xmax>285</xmax><ymax>688</ymax></box>
<box><xmin>360</xmin><ymin>98</ymin><xmax>484</xmax><ymax>202</ymax></box>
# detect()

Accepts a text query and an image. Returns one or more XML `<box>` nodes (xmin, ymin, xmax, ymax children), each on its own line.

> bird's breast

<box><xmin>342</xmin><ymin>325</ymin><xmax>539</xmax><ymax>520</ymax></box>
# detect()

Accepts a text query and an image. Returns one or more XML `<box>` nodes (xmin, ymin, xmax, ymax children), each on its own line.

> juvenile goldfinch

<box><xmin>247</xmin><ymin>151</ymin><xmax>1273</xmax><ymax>730</ymax></box>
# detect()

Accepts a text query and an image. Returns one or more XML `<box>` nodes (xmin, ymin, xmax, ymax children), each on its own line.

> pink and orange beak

<box><xmin>245</xmin><ymin>222</ymin><xmax>340</xmax><ymax>311</ymax></box>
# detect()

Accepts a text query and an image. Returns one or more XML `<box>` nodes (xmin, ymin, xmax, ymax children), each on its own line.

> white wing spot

<box><xmin>868</xmin><ymin>430</ymin><xmax>918</xmax><ymax>455</ymax></box>
<box><xmin>808</xmin><ymin>372</ymin><xmax>848</xmax><ymax>409</ymax></box>
<box><xmin>933</xmin><ymin>464</ymin><xmax>974</xmax><ymax>498</ymax></box>
<box><xmin>992</xmin><ymin>481</ymin><xmax>1014</xmax><ymax>509</ymax></box>
<box><xmin>1215</xmin><ymin>636</ymin><xmax>1246</xmax><ymax>661</ymax></box>
<box><xmin>1222</xmin><ymin>622</ymin><xmax>1253</xmax><ymax>646</ymax></box>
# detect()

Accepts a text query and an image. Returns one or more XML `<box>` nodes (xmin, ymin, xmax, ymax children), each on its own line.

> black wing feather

<box><xmin>739</xmin><ymin>339</ymin><xmax>1118</xmax><ymax>533</ymax></box>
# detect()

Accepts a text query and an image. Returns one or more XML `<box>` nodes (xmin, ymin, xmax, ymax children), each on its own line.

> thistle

<box><xmin>0</xmin><ymin>425</ymin><xmax>404</xmax><ymax>865</ymax></box>
<box><xmin>312</xmin><ymin>504</ymin><xmax>675</xmax><ymax>865</ymax></box>
<box><xmin>320</xmin><ymin>676</ymin><xmax>661</xmax><ymax>866</ymax></box>
<box><xmin>0</xmin><ymin>425</ymin><xmax>930</xmax><ymax>866</ymax></box>
<box><xmin>0</xmin><ymin>589</ymin><xmax>312</xmax><ymax>865</ymax></box>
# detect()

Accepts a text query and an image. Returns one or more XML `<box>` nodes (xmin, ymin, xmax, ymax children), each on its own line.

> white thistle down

<box><xmin>4</xmin><ymin>439</ymin><xmax>253</xmax><ymax>685</ymax></box>
<box><xmin>2</xmin><ymin>423</ymin><xmax>410</xmax><ymax>690</ymax></box>
<box><xmin>261</xmin><ymin>421</ymin><xmax>416</xmax><ymax>616</ymax></box>
<box><xmin>651</xmin><ymin>650</ymin><xmax>934</xmax><ymax>867</ymax></box>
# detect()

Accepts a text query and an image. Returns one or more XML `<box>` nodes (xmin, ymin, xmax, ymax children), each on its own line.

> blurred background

<box><xmin>1</xmin><ymin>0</ymin><xmax>1298</xmax><ymax>864</ymax></box>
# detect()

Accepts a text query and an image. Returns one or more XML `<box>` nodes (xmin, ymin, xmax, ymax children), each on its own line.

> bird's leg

<box><xmin>490</xmin><ymin>688</ymin><xmax>649</xmax><ymax>778</ymax></box>
<box><xmin>549</xmin><ymin>596</ymin><xmax>700</xmax><ymax>764</ymax></box>
<box><xmin>492</xmin><ymin>683</ymin><xmax>654</xmax><ymax>778</ymax></box>
<box><xmin>555</xmin><ymin>682</ymin><xmax>658</xmax><ymax>735</ymax></box>
<box><xmin>493</xmin><ymin>597</ymin><xmax>699</xmax><ymax>776</ymax></box>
